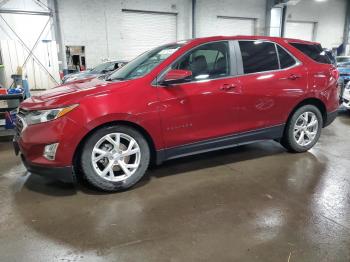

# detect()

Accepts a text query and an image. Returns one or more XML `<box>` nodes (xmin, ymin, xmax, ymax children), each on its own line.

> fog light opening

<box><xmin>43</xmin><ymin>143</ymin><xmax>59</xmax><ymax>160</ymax></box>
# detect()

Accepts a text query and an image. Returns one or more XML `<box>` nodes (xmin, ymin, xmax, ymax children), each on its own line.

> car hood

<box><xmin>21</xmin><ymin>78</ymin><xmax>130</xmax><ymax>110</ymax></box>
<box><xmin>65</xmin><ymin>71</ymin><xmax>91</xmax><ymax>77</ymax></box>
<box><xmin>64</xmin><ymin>71</ymin><xmax>101</xmax><ymax>82</ymax></box>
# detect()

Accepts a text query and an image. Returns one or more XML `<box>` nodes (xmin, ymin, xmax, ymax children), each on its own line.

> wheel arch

<box><xmin>72</xmin><ymin>120</ymin><xmax>157</xmax><ymax>178</ymax></box>
<box><xmin>286</xmin><ymin>97</ymin><xmax>327</xmax><ymax>128</ymax></box>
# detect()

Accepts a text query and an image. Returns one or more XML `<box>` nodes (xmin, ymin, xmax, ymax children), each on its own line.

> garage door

<box><xmin>216</xmin><ymin>16</ymin><xmax>255</xmax><ymax>36</ymax></box>
<box><xmin>285</xmin><ymin>21</ymin><xmax>315</xmax><ymax>41</ymax></box>
<box><xmin>120</xmin><ymin>10</ymin><xmax>177</xmax><ymax>60</ymax></box>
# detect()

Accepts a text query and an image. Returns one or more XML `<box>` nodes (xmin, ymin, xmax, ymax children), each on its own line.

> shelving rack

<box><xmin>0</xmin><ymin>93</ymin><xmax>24</xmax><ymax>138</ymax></box>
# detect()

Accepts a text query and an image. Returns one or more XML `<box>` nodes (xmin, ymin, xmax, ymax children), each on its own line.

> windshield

<box><xmin>90</xmin><ymin>62</ymin><xmax>114</xmax><ymax>74</ymax></box>
<box><xmin>107</xmin><ymin>44</ymin><xmax>183</xmax><ymax>81</ymax></box>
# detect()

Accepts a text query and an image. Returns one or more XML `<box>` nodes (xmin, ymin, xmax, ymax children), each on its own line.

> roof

<box><xmin>185</xmin><ymin>35</ymin><xmax>319</xmax><ymax>46</ymax></box>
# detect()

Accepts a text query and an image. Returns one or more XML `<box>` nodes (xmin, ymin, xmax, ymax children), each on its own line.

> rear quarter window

<box><xmin>290</xmin><ymin>43</ymin><xmax>331</xmax><ymax>64</ymax></box>
<box><xmin>277</xmin><ymin>45</ymin><xmax>296</xmax><ymax>69</ymax></box>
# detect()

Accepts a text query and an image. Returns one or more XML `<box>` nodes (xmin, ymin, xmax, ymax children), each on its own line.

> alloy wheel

<box><xmin>91</xmin><ymin>133</ymin><xmax>141</xmax><ymax>182</ymax></box>
<box><xmin>293</xmin><ymin>111</ymin><xmax>319</xmax><ymax>147</ymax></box>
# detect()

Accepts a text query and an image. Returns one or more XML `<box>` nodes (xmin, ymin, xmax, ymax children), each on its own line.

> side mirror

<box><xmin>161</xmin><ymin>69</ymin><xmax>192</xmax><ymax>86</ymax></box>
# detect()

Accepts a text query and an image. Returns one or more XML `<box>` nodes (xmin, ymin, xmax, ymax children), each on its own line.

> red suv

<box><xmin>14</xmin><ymin>36</ymin><xmax>339</xmax><ymax>191</ymax></box>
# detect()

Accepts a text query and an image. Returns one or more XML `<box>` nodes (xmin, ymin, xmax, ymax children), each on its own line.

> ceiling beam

<box><xmin>0</xmin><ymin>9</ymin><xmax>51</xmax><ymax>16</ymax></box>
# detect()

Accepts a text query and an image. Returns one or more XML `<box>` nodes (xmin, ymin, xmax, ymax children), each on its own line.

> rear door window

<box><xmin>239</xmin><ymin>41</ymin><xmax>279</xmax><ymax>74</ymax></box>
<box><xmin>289</xmin><ymin>43</ymin><xmax>331</xmax><ymax>64</ymax></box>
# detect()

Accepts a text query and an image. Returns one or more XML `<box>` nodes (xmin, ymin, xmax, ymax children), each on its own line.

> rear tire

<box><xmin>80</xmin><ymin>125</ymin><xmax>150</xmax><ymax>192</ymax></box>
<box><xmin>281</xmin><ymin>105</ymin><xmax>323</xmax><ymax>153</ymax></box>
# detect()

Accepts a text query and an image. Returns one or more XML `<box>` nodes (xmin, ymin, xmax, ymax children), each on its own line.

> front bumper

<box><xmin>13</xmin><ymin>139</ymin><xmax>75</xmax><ymax>183</ymax></box>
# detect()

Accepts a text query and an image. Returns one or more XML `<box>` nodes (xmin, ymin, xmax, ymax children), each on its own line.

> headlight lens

<box><xmin>24</xmin><ymin>104</ymin><xmax>78</xmax><ymax>125</ymax></box>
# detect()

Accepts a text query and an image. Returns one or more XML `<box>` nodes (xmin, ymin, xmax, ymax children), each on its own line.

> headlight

<box><xmin>24</xmin><ymin>104</ymin><xmax>78</xmax><ymax>126</ymax></box>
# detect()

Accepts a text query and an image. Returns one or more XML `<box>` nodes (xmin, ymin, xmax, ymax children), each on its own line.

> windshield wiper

<box><xmin>105</xmin><ymin>76</ymin><xmax>125</xmax><ymax>81</ymax></box>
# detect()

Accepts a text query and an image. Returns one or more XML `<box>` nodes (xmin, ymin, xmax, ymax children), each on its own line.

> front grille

<box><xmin>17</xmin><ymin>108</ymin><xmax>28</xmax><ymax>118</ymax></box>
<box><xmin>15</xmin><ymin>118</ymin><xmax>23</xmax><ymax>136</ymax></box>
<box><xmin>15</xmin><ymin>108</ymin><xmax>28</xmax><ymax>136</ymax></box>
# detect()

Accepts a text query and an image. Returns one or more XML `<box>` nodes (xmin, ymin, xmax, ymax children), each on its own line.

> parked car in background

<box><xmin>342</xmin><ymin>81</ymin><xmax>350</xmax><ymax>111</ymax></box>
<box><xmin>336</xmin><ymin>56</ymin><xmax>350</xmax><ymax>66</ymax></box>
<box><xmin>336</xmin><ymin>56</ymin><xmax>350</xmax><ymax>100</ymax></box>
<box><xmin>62</xmin><ymin>60</ymin><xmax>128</xmax><ymax>83</ymax></box>
<box><xmin>14</xmin><ymin>36</ymin><xmax>339</xmax><ymax>192</ymax></box>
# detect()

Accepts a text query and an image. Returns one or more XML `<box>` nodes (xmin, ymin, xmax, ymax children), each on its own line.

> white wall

<box><xmin>195</xmin><ymin>0</ymin><xmax>267</xmax><ymax>37</ymax></box>
<box><xmin>0</xmin><ymin>0</ymin><xmax>60</xmax><ymax>89</ymax></box>
<box><xmin>58</xmin><ymin>0</ymin><xmax>192</xmax><ymax>67</ymax></box>
<box><xmin>58</xmin><ymin>0</ymin><xmax>348</xmax><ymax>67</ymax></box>
<box><xmin>285</xmin><ymin>0</ymin><xmax>347</xmax><ymax>49</ymax></box>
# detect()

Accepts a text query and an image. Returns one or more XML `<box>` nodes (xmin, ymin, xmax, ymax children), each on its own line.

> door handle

<box><xmin>279</xmin><ymin>74</ymin><xmax>302</xmax><ymax>81</ymax></box>
<box><xmin>220</xmin><ymin>84</ymin><xmax>236</xmax><ymax>91</ymax></box>
<box><xmin>289</xmin><ymin>74</ymin><xmax>301</xmax><ymax>80</ymax></box>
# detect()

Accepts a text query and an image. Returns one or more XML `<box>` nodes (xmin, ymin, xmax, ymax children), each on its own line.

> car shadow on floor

<box><xmin>12</xmin><ymin>144</ymin><xmax>327</xmax><ymax>254</ymax></box>
<box><xmin>21</xmin><ymin>140</ymin><xmax>288</xmax><ymax>196</ymax></box>
<box><xmin>337</xmin><ymin>108</ymin><xmax>350</xmax><ymax>125</ymax></box>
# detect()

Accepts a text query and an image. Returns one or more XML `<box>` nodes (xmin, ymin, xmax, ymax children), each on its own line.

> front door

<box><xmin>156</xmin><ymin>41</ymin><xmax>242</xmax><ymax>148</ymax></box>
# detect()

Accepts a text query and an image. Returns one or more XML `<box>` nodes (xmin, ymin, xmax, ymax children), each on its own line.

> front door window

<box><xmin>172</xmin><ymin>41</ymin><xmax>230</xmax><ymax>81</ymax></box>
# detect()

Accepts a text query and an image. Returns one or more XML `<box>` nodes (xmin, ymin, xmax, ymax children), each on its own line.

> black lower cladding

<box><xmin>324</xmin><ymin>110</ymin><xmax>338</xmax><ymax>127</ymax></box>
<box><xmin>156</xmin><ymin>124</ymin><xmax>285</xmax><ymax>164</ymax></box>
<box><xmin>20</xmin><ymin>154</ymin><xmax>75</xmax><ymax>183</ymax></box>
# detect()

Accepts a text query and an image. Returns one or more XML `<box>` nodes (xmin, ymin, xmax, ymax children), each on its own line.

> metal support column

<box><xmin>49</xmin><ymin>0</ymin><xmax>68</xmax><ymax>75</ymax></box>
<box><xmin>342</xmin><ymin>0</ymin><xmax>350</xmax><ymax>55</ymax></box>
<box><xmin>265</xmin><ymin>0</ymin><xmax>275</xmax><ymax>36</ymax></box>
<box><xmin>192</xmin><ymin>0</ymin><xmax>196</xmax><ymax>38</ymax></box>
<box><xmin>280</xmin><ymin>5</ymin><xmax>287</xmax><ymax>37</ymax></box>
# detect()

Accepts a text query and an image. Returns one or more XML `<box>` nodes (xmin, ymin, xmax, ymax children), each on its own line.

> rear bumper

<box><xmin>13</xmin><ymin>139</ymin><xmax>75</xmax><ymax>183</ymax></box>
<box><xmin>324</xmin><ymin>110</ymin><xmax>338</xmax><ymax>127</ymax></box>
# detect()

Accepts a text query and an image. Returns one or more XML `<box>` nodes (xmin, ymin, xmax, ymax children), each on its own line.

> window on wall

<box><xmin>277</xmin><ymin>45</ymin><xmax>296</xmax><ymax>69</ymax></box>
<box><xmin>172</xmin><ymin>41</ymin><xmax>230</xmax><ymax>80</ymax></box>
<box><xmin>239</xmin><ymin>41</ymin><xmax>279</xmax><ymax>74</ymax></box>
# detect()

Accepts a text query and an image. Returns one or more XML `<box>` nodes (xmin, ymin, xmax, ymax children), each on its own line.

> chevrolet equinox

<box><xmin>14</xmin><ymin>36</ymin><xmax>339</xmax><ymax>191</ymax></box>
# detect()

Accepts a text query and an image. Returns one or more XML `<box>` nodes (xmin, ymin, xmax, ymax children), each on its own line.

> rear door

<box><xmin>232</xmin><ymin>40</ymin><xmax>308</xmax><ymax>131</ymax></box>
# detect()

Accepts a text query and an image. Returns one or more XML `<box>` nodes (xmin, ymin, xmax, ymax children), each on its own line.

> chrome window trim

<box><xmin>153</xmin><ymin>39</ymin><xmax>302</xmax><ymax>87</ymax></box>
<box><xmin>275</xmin><ymin>43</ymin><xmax>281</xmax><ymax>69</ymax></box>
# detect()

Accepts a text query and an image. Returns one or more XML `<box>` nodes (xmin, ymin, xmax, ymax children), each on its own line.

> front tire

<box><xmin>281</xmin><ymin>105</ymin><xmax>323</xmax><ymax>153</ymax></box>
<box><xmin>80</xmin><ymin>125</ymin><xmax>150</xmax><ymax>192</ymax></box>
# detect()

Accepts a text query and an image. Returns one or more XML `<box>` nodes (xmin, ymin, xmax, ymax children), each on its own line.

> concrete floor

<box><xmin>1</xmin><ymin>110</ymin><xmax>350</xmax><ymax>262</ymax></box>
